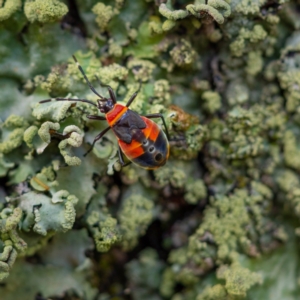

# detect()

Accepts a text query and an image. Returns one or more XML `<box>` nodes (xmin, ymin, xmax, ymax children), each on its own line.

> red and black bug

<box><xmin>40</xmin><ymin>55</ymin><xmax>170</xmax><ymax>170</ymax></box>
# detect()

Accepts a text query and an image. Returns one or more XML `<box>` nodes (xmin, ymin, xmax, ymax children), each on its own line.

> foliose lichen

<box><xmin>1</xmin><ymin>0</ymin><xmax>300</xmax><ymax>299</ymax></box>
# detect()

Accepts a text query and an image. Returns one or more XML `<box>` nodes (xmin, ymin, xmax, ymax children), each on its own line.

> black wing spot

<box><xmin>155</xmin><ymin>153</ymin><xmax>163</xmax><ymax>161</ymax></box>
<box><xmin>149</xmin><ymin>146</ymin><xmax>155</xmax><ymax>153</ymax></box>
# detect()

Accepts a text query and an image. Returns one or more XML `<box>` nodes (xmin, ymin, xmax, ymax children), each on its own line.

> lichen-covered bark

<box><xmin>1</xmin><ymin>0</ymin><xmax>300</xmax><ymax>299</ymax></box>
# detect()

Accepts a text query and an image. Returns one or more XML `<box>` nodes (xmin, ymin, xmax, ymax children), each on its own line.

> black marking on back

<box><xmin>112</xmin><ymin>110</ymin><xmax>146</xmax><ymax>144</ymax></box>
<box><xmin>132</xmin><ymin>130</ymin><xmax>169</xmax><ymax>169</ymax></box>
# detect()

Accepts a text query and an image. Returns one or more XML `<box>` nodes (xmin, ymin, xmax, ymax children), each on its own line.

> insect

<box><xmin>40</xmin><ymin>55</ymin><xmax>170</xmax><ymax>170</ymax></box>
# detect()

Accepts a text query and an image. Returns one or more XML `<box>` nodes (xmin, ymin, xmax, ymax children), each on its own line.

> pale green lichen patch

<box><xmin>159</xmin><ymin>2</ymin><xmax>189</xmax><ymax>21</ymax></box>
<box><xmin>230</xmin><ymin>25</ymin><xmax>268</xmax><ymax>57</ymax></box>
<box><xmin>283</xmin><ymin>130</ymin><xmax>300</xmax><ymax>171</ymax></box>
<box><xmin>23</xmin><ymin>125</ymin><xmax>38</xmax><ymax>149</ymax></box>
<box><xmin>38</xmin><ymin>121</ymin><xmax>60</xmax><ymax>144</ymax></box>
<box><xmin>127</xmin><ymin>58</ymin><xmax>156</xmax><ymax>82</ymax></box>
<box><xmin>0</xmin><ymin>242</ymin><xmax>17</xmax><ymax>281</ymax></box>
<box><xmin>162</xmin><ymin>19</ymin><xmax>176</xmax><ymax>32</ymax></box>
<box><xmin>30</xmin><ymin>173</ymin><xmax>51</xmax><ymax>192</ymax></box>
<box><xmin>234</xmin><ymin>0</ymin><xmax>260</xmax><ymax>15</ymax></box>
<box><xmin>185</xmin><ymin>179</ymin><xmax>207</xmax><ymax>204</ymax></box>
<box><xmin>0</xmin><ymin>207</ymin><xmax>27</xmax><ymax>280</ymax></box>
<box><xmin>58</xmin><ymin>125</ymin><xmax>83</xmax><ymax>166</ymax></box>
<box><xmin>119</xmin><ymin>194</ymin><xmax>154</xmax><ymax>250</ymax></box>
<box><xmin>94</xmin><ymin>215</ymin><xmax>121</xmax><ymax>252</ymax></box>
<box><xmin>40</xmin><ymin>65</ymin><xmax>72</xmax><ymax>95</ymax></box>
<box><xmin>1</xmin><ymin>0</ymin><xmax>300</xmax><ymax>297</ymax></box>
<box><xmin>126</xmin><ymin>248</ymin><xmax>165</xmax><ymax>300</ymax></box>
<box><xmin>0</xmin><ymin>0</ymin><xmax>21</xmax><ymax>21</ymax></box>
<box><xmin>217</xmin><ymin>263</ymin><xmax>262</xmax><ymax>297</ymax></box>
<box><xmin>154</xmin><ymin>163</ymin><xmax>187</xmax><ymax>189</ymax></box>
<box><xmin>0</xmin><ymin>115</ymin><xmax>28</xmax><ymax>154</ymax></box>
<box><xmin>186</xmin><ymin>0</ymin><xmax>231</xmax><ymax>25</ymax></box>
<box><xmin>202</xmin><ymin>91</ymin><xmax>221</xmax><ymax>113</ymax></box>
<box><xmin>24</xmin><ymin>0</ymin><xmax>68</xmax><ymax>23</ymax></box>
<box><xmin>37</xmin><ymin>122</ymin><xmax>83</xmax><ymax>165</ymax></box>
<box><xmin>97</xmin><ymin>63</ymin><xmax>128</xmax><ymax>90</ymax></box>
<box><xmin>85</xmin><ymin>184</ymin><xmax>121</xmax><ymax>252</ymax></box>
<box><xmin>32</xmin><ymin>100</ymin><xmax>74</xmax><ymax>122</ymax></box>
<box><xmin>0</xmin><ymin>154</ymin><xmax>14</xmax><ymax>177</ymax></box>
<box><xmin>169</xmin><ymin>39</ymin><xmax>197</xmax><ymax>67</ymax></box>
<box><xmin>226</xmin><ymin>80</ymin><xmax>249</xmax><ymax>106</ymax></box>
<box><xmin>92</xmin><ymin>2</ymin><xmax>114</xmax><ymax>32</ymax></box>
<box><xmin>19</xmin><ymin>191</ymin><xmax>78</xmax><ymax>236</ymax></box>
<box><xmin>152</xmin><ymin>79</ymin><xmax>171</xmax><ymax>105</ymax></box>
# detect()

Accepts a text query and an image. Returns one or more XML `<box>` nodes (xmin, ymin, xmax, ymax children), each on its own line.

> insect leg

<box><xmin>84</xmin><ymin>126</ymin><xmax>111</xmax><ymax>157</ymax></box>
<box><xmin>39</xmin><ymin>97</ymin><xmax>97</xmax><ymax>107</ymax></box>
<box><xmin>95</xmin><ymin>75</ymin><xmax>117</xmax><ymax>103</ymax></box>
<box><xmin>86</xmin><ymin>115</ymin><xmax>106</xmax><ymax>121</ymax></box>
<box><xmin>144</xmin><ymin>113</ymin><xmax>171</xmax><ymax>141</ymax></box>
<box><xmin>125</xmin><ymin>82</ymin><xmax>142</xmax><ymax>107</ymax></box>
<box><xmin>72</xmin><ymin>55</ymin><xmax>104</xmax><ymax>99</ymax></box>
<box><xmin>118</xmin><ymin>146</ymin><xmax>132</xmax><ymax>167</ymax></box>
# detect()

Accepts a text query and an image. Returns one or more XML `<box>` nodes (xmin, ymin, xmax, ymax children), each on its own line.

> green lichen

<box><xmin>92</xmin><ymin>2</ymin><xmax>114</xmax><ymax>33</ymax></box>
<box><xmin>196</xmin><ymin>284</ymin><xmax>227</xmax><ymax>300</ymax></box>
<box><xmin>162</xmin><ymin>19</ymin><xmax>176</xmax><ymax>32</ymax></box>
<box><xmin>185</xmin><ymin>179</ymin><xmax>207</xmax><ymax>204</ymax></box>
<box><xmin>230</xmin><ymin>25</ymin><xmax>268</xmax><ymax>57</ymax></box>
<box><xmin>108</xmin><ymin>39</ymin><xmax>123</xmax><ymax>57</ymax></box>
<box><xmin>127</xmin><ymin>58</ymin><xmax>156</xmax><ymax>82</ymax></box>
<box><xmin>19</xmin><ymin>191</ymin><xmax>78</xmax><ymax>236</ymax></box>
<box><xmin>94</xmin><ymin>215</ymin><xmax>120</xmax><ymax>252</ymax></box>
<box><xmin>169</xmin><ymin>39</ymin><xmax>197</xmax><ymax>67</ymax></box>
<box><xmin>154</xmin><ymin>163</ymin><xmax>187</xmax><ymax>189</ymax></box>
<box><xmin>119</xmin><ymin>194</ymin><xmax>154</xmax><ymax>250</ymax></box>
<box><xmin>226</xmin><ymin>81</ymin><xmax>249</xmax><ymax>106</ymax></box>
<box><xmin>85</xmin><ymin>183</ymin><xmax>121</xmax><ymax>252</ymax></box>
<box><xmin>159</xmin><ymin>2</ymin><xmax>189</xmax><ymax>21</ymax></box>
<box><xmin>0</xmin><ymin>242</ymin><xmax>17</xmax><ymax>281</ymax></box>
<box><xmin>186</xmin><ymin>0</ymin><xmax>231</xmax><ymax>25</ymax></box>
<box><xmin>0</xmin><ymin>0</ymin><xmax>21</xmax><ymax>21</ymax></box>
<box><xmin>283</xmin><ymin>130</ymin><xmax>300</xmax><ymax>171</ymax></box>
<box><xmin>246</xmin><ymin>51</ymin><xmax>264</xmax><ymax>76</ymax></box>
<box><xmin>0</xmin><ymin>115</ymin><xmax>28</xmax><ymax>154</ymax></box>
<box><xmin>30</xmin><ymin>172</ymin><xmax>54</xmax><ymax>192</ymax></box>
<box><xmin>0</xmin><ymin>208</ymin><xmax>27</xmax><ymax>281</ymax></box>
<box><xmin>126</xmin><ymin>248</ymin><xmax>165</xmax><ymax>299</ymax></box>
<box><xmin>38</xmin><ymin>121</ymin><xmax>60</xmax><ymax>144</ymax></box>
<box><xmin>202</xmin><ymin>91</ymin><xmax>221</xmax><ymax>113</ymax></box>
<box><xmin>32</xmin><ymin>100</ymin><xmax>74</xmax><ymax>122</ymax></box>
<box><xmin>217</xmin><ymin>263</ymin><xmax>262</xmax><ymax>297</ymax></box>
<box><xmin>98</xmin><ymin>63</ymin><xmax>128</xmax><ymax>89</ymax></box>
<box><xmin>153</xmin><ymin>79</ymin><xmax>171</xmax><ymax>105</ymax></box>
<box><xmin>24</xmin><ymin>0</ymin><xmax>68</xmax><ymax>23</ymax></box>
<box><xmin>235</xmin><ymin>0</ymin><xmax>260</xmax><ymax>15</ymax></box>
<box><xmin>1</xmin><ymin>0</ymin><xmax>300</xmax><ymax>298</ymax></box>
<box><xmin>40</xmin><ymin>65</ymin><xmax>71</xmax><ymax>95</ymax></box>
<box><xmin>0</xmin><ymin>154</ymin><xmax>14</xmax><ymax>177</ymax></box>
<box><xmin>23</xmin><ymin>125</ymin><xmax>38</xmax><ymax>149</ymax></box>
<box><xmin>58</xmin><ymin>125</ymin><xmax>83</xmax><ymax>166</ymax></box>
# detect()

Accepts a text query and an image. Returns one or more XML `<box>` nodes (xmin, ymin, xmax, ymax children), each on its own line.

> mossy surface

<box><xmin>1</xmin><ymin>0</ymin><xmax>300</xmax><ymax>299</ymax></box>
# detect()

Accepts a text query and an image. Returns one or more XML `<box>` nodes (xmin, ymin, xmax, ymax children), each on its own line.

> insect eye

<box><xmin>149</xmin><ymin>146</ymin><xmax>155</xmax><ymax>153</ymax></box>
<box><xmin>155</xmin><ymin>153</ymin><xmax>163</xmax><ymax>161</ymax></box>
<box><xmin>143</xmin><ymin>140</ymin><xmax>148</xmax><ymax>146</ymax></box>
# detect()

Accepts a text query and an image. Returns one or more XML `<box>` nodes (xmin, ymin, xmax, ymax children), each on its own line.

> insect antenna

<box><xmin>39</xmin><ymin>97</ymin><xmax>98</xmax><ymax>107</ymax></box>
<box><xmin>72</xmin><ymin>55</ymin><xmax>104</xmax><ymax>99</ymax></box>
<box><xmin>94</xmin><ymin>75</ymin><xmax>117</xmax><ymax>103</ymax></box>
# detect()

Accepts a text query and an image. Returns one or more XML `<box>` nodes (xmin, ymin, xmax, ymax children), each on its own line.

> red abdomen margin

<box><xmin>118</xmin><ymin>117</ymin><xmax>169</xmax><ymax>170</ymax></box>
